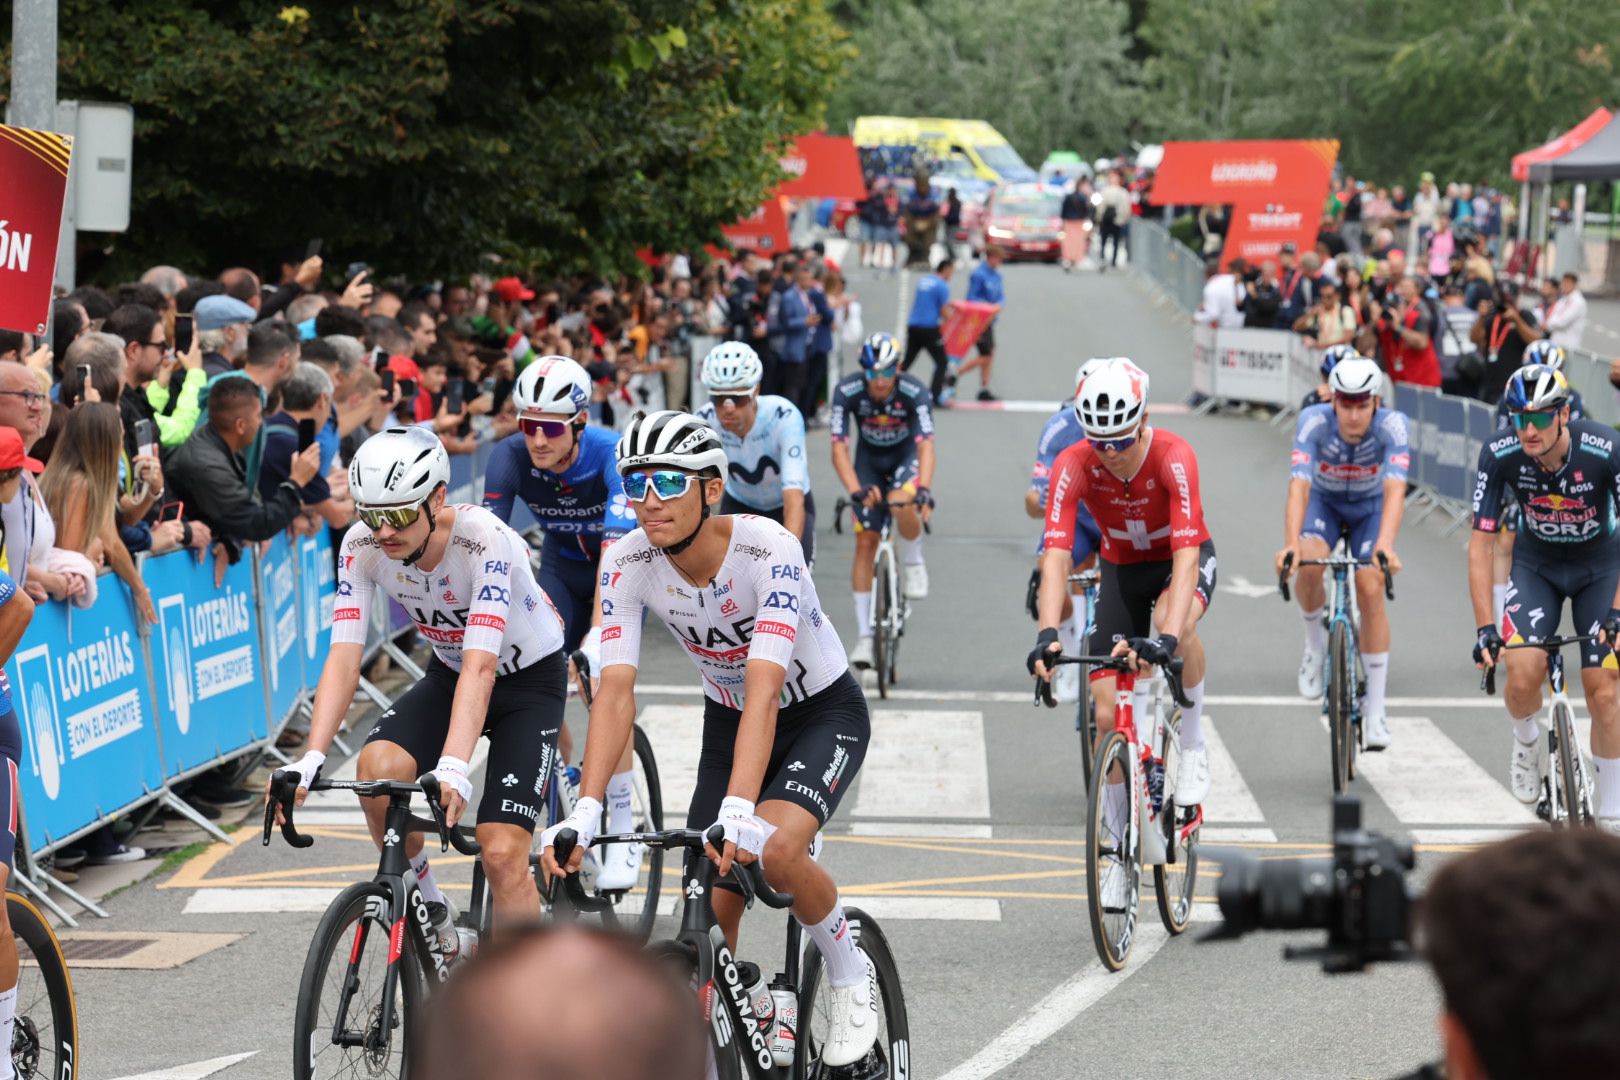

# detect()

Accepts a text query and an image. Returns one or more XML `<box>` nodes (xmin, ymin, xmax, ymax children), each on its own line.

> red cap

<box><xmin>0</xmin><ymin>428</ymin><xmax>43</xmax><ymax>474</ymax></box>
<box><xmin>386</xmin><ymin>355</ymin><xmax>422</xmax><ymax>381</ymax></box>
<box><xmin>493</xmin><ymin>276</ymin><xmax>535</xmax><ymax>303</ymax></box>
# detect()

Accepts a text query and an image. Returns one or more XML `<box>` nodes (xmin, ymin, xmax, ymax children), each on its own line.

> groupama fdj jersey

<box><xmin>1473</xmin><ymin>418</ymin><xmax>1620</xmax><ymax>554</ymax></box>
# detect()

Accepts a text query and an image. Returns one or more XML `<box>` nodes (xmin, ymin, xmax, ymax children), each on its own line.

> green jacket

<box><xmin>144</xmin><ymin>367</ymin><xmax>208</xmax><ymax>449</ymax></box>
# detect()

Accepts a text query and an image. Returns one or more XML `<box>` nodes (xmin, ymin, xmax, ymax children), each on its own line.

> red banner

<box><xmin>942</xmin><ymin>300</ymin><xmax>998</xmax><ymax>359</ymax></box>
<box><xmin>720</xmin><ymin>196</ymin><xmax>790</xmax><ymax>254</ymax></box>
<box><xmin>0</xmin><ymin>123</ymin><xmax>73</xmax><ymax>335</ymax></box>
<box><xmin>1148</xmin><ymin>139</ymin><xmax>1338</xmax><ymax>269</ymax></box>
<box><xmin>776</xmin><ymin>133</ymin><xmax>867</xmax><ymax>201</ymax></box>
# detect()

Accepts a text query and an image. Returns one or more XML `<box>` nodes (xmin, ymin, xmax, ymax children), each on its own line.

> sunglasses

<box><xmin>1510</xmin><ymin>410</ymin><xmax>1559</xmax><ymax>431</ymax></box>
<box><xmin>1090</xmin><ymin>432</ymin><xmax>1139</xmax><ymax>453</ymax></box>
<box><xmin>622</xmin><ymin>470</ymin><xmax>697</xmax><ymax>503</ymax></box>
<box><xmin>711</xmin><ymin>391</ymin><xmax>755</xmax><ymax>408</ymax></box>
<box><xmin>863</xmin><ymin>368</ymin><xmax>897</xmax><ymax>382</ymax></box>
<box><xmin>357</xmin><ymin>504</ymin><xmax>426</xmax><ymax>531</ymax></box>
<box><xmin>519</xmin><ymin>415</ymin><xmax>576</xmax><ymax>439</ymax></box>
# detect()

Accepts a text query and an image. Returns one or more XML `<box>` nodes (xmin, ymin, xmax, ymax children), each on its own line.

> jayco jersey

<box><xmin>695</xmin><ymin>395</ymin><xmax>811</xmax><ymax>511</ymax></box>
<box><xmin>598</xmin><ymin>515</ymin><xmax>846</xmax><ymax>708</ymax></box>
<box><xmin>482</xmin><ymin>425</ymin><xmax>636</xmax><ymax>561</ymax></box>
<box><xmin>1290</xmin><ymin>404</ymin><xmax>1411</xmax><ymax>502</ymax></box>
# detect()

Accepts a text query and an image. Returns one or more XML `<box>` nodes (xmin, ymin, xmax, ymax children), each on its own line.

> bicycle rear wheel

<box><xmin>1086</xmin><ymin>730</ymin><xmax>1139</xmax><ymax>971</ymax></box>
<box><xmin>600</xmin><ymin>723</ymin><xmax>666</xmax><ymax>939</ymax></box>
<box><xmin>797</xmin><ymin>908</ymin><xmax>910</xmax><ymax>1080</ymax></box>
<box><xmin>1552</xmin><ymin>701</ymin><xmax>1592</xmax><ymax>827</ymax></box>
<box><xmin>1327</xmin><ymin>621</ymin><xmax>1352</xmax><ymax>794</ymax></box>
<box><xmin>873</xmin><ymin>546</ymin><xmax>894</xmax><ymax>699</ymax></box>
<box><xmin>294</xmin><ymin>882</ymin><xmax>424</xmax><ymax>1080</ymax></box>
<box><xmin>5</xmin><ymin>892</ymin><xmax>76</xmax><ymax>1080</ymax></box>
<box><xmin>1153</xmin><ymin>708</ymin><xmax>1198</xmax><ymax>935</ymax></box>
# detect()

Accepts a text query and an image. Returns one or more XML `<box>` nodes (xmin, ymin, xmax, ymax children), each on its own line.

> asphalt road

<box><xmin>73</xmin><ymin>252</ymin><xmax>1546</xmax><ymax>1080</ymax></box>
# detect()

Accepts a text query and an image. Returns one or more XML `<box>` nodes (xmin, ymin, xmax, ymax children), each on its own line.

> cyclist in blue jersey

<box><xmin>0</xmin><ymin>444</ymin><xmax>36</xmax><ymax>1069</ymax></box>
<box><xmin>1299</xmin><ymin>344</ymin><xmax>1361</xmax><ymax>411</ymax></box>
<box><xmin>830</xmin><ymin>332</ymin><xmax>936</xmax><ymax>669</ymax></box>
<box><xmin>1276</xmin><ymin>356</ymin><xmax>1409</xmax><ymax>750</ymax></box>
<box><xmin>480</xmin><ymin>355</ymin><xmax>642</xmax><ymax>888</ymax></box>
<box><xmin>693</xmin><ymin>342</ymin><xmax>816</xmax><ymax>562</ymax></box>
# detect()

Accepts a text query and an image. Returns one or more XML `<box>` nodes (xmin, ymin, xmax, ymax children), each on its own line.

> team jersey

<box><xmin>1472</xmin><ymin>418</ymin><xmax>1620</xmax><ymax>558</ymax></box>
<box><xmin>1043</xmin><ymin>427</ymin><xmax>1211</xmax><ymax>565</ymax></box>
<box><xmin>481</xmin><ymin>425</ymin><xmax>636</xmax><ymax>561</ymax></box>
<box><xmin>1494</xmin><ymin>387</ymin><xmax>1587</xmax><ymax>429</ymax></box>
<box><xmin>829</xmin><ymin>372</ymin><xmax>935</xmax><ymax>453</ymax></box>
<box><xmin>598</xmin><ymin>515</ymin><xmax>846</xmax><ymax>708</ymax></box>
<box><xmin>1030</xmin><ymin>404</ymin><xmax>1099</xmax><ymax>547</ymax></box>
<box><xmin>695</xmin><ymin>395</ymin><xmax>811</xmax><ymax>511</ymax></box>
<box><xmin>333</xmin><ymin>504</ymin><xmax>565</xmax><ymax>676</ymax></box>
<box><xmin>1289</xmin><ymin>404</ymin><xmax>1411</xmax><ymax>502</ymax></box>
<box><xmin>0</xmin><ymin>570</ymin><xmax>15</xmax><ymax>712</ymax></box>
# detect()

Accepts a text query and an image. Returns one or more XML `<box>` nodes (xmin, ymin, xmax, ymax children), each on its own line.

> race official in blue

<box><xmin>1276</xmin><ymin>356</ymin><xmax>1409</xmax><ymax>751</ymax></box>
<box><xmin>901</xmin><ymin>258</ymin><xmax>956</xmax><ymax>402</ymax></box>
<box><xmin>958</xmin><ymin>245</ymin><xmax>1006</xmax><ymax>402</ymax></box>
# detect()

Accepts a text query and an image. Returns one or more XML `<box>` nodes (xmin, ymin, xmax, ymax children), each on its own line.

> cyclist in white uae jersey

<box><xmin>540</xmin><ymin>411</ymin><xmax>882</xmax><ymax>1067</ymax></box>
<box><xmin>277</xmin><ymin>427</ymin><xmax>568</xmax><ymax>938</ymax></box>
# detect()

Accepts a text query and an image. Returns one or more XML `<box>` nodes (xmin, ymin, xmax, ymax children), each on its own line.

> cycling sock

<box><xmin>606</xmin><ymin>771</ymin><xmax>635</xmax><ymax>833</ymax></box>
<box><xmin>1058</xmin><ymin>614</ymin><xmax>1080</xmax><ymax>657</ymax></box>
<box><xmin>411</xmin><ymin>853</ymin><xmax>446</xmax><ymax>906</ymax></box>
<box><xmin>0</xmin><ymin>985</ymin><xmax>14</xmax><ymax>1080</ymax></box>
<box><xmin>1492</xmin><ymin>583</ymin><xmax>1508</xmax><ymax>625</ymax></box>
<box><xmin>1512</xmin><ymin>713</ymin><xmax>1540</xmax><ymax>745</ymax></box>
<box><xmin>1301</xmin><ymin>607</ymin><xmax>1327</xmax><ymax>654</ymax></box>
<box><xmin>802</xmin><ymin>900</ymin><xmax>866</xmax><ymax>988</ymax></box>
<box><xmin>853</xmin><ymin>592</ymin><xmax>872</xmax><ymax>636</ymax></box>
<box><xmin>902</xmin><ymin>531</ymin><xmax>925</xmax><ymax>566</ymax></box>
<box><xmin>1361</xmin><ymin>652</ymin><xmax>1389</xmax><ymax>717</ymax></box>
<box><xmin>1594</xmin><ymin>755</ymin><xmax>1620</xmax><ymax>818</ymax></box>
<box><xmin>1179</xmin><ymin>680</ymin><xmax>1205</xmax><ymax>748</ymax></box>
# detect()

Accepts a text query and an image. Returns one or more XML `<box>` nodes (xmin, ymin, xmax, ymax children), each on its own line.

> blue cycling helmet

<box><xmin>1522</xmin><ymin>340</ymin><xmax>1567</xmax><ymax>372</ymax></box>
<box><xmin>1502</xmin><ymin>364</ymin><xmax>1570</xmax><ymax>413</ymax></box>
<box><xmin>860</xmin><ymin>332</ymin><xmax>901</xmax><ymax>376</ymax></box>
<box><xmin>1320</xmin><ymin>344</ymin><xmax>1361</xmax><ymax>380</ymax></box>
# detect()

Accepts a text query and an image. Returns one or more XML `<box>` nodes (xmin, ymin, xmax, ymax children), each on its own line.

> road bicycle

<box><xmin>1279</xmin><ymin>549</ymin><xmax>1394</xmax><ymax>794</ymax></box>
<box><xmin>1481</xmin><ymin>635</ymin><xmax>1595</xmax><ymax>827</ymax></box>
<box><xmin>551</xmin><ymin>825</ymin><xmax>910</xmax><ymax>1080</ymax></box>
<box><xmin>4</xmin><ymin>891</ymin><xmax>76</xmax><ymax>1080</ymax></box>
<box><xmin>833</xmin><ymin>495</ymin><xmax>930</xmax><ymax>699</ymax></box>
<box><xmin>1039</xmin><ymin>648</ymin><xmax>1199</xmax><ymax>971</ymax></box>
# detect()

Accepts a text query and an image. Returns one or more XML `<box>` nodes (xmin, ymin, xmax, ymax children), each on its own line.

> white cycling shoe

<box><xmin>1509</xmin><ymin>735</ymin><xmax>1544</xmax><ymax>804</ymax></box>
<box><xmin>822</xmin><ymin>953</ymin><xmax>881</xmax><ymax>1067</ymax></box>
<box><xmin>593</xmin><ymin>841</ymin><xmax>644</xmax><ymax>892</ymax></box>
<box><xmin>1298</xmin><ymin>647</ymin><xmax>1323</xmax><ymax>699</ymax></box>
<box><xmin>1174</xmin><ymin>743</ymin><xmax>1209</xmax><ymax>807</ymax></box>
<box><xmin>903</xmin><ymin>563</ymin><xmax>929</xmax><ymax>599</ymax></box>
<box><xmin>1363</xmin><ymin>713</ymin><xmax>1392</xmax><ymax>752</ymax></box>
<box><xmin>1054</xmin><ymin>661</ymin><xmax>1081</xmax><ymax>703</ymax></box>
<box><xmin>849</xmin><ymin>635</ymin><xmax>875</xmax><ymax>670</ymax></box>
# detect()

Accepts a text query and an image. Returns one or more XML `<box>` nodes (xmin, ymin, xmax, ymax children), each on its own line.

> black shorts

<box><xmin>1088</xmin><ymin>540</ymin><xmax>1217</xmax><ymax>656</ymax></box>
<box><xmin>852</xmin><ymin>448</ymin><xmax>921</xmax><ymax>531</ymax></box>
<box><xmin>721</xmin><ymin>490</ymin><xmax>817</xmax><ymax>565</ymax></box>
<box><xmin>1504</xmin><ymin>550</ymin><xmax>1620</xmax><ymax>669</ymax></box>
<box><xmin>685</xmin><ymin>671</ymin><xmax>869</xmax><ymax>881</ymax></box>
<box><xmin>975</xmin><ymin>323</ymin><xmax>996</xmax><ymax>355</ymax></box>
<box><xmin>364</xmin><ymin>652</ymin><xmax>567</xmax><ymax>831</ymax></box>
<box><xmin>0</xmin><ymin>709</ymin><xmax>18</xmax><ymax>871</ymax></box>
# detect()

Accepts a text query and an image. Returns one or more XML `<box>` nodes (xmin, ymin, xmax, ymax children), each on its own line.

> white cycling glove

<box><xmin>286</xmin><ymin>750</ymin><xmax>326</xmax><ymax>793</ymax></box>
<box><xmin>711</xmin><ymin>796</ymin><xmax>776</xmax><ymax>860</ymax></box>
<box><xmin>577</xmin><ymin>625</ymin><xmax>603</xmax><ymax>679</ymax></box>
<box><xmin>540</xmin><ymin>796</ymin><xmax>603</xmax><ymax>861</ymax></box>
<box><xmin>432</xmin><ymin>755</ymin><xmax>474</xmax><ymax>804</ymax></box>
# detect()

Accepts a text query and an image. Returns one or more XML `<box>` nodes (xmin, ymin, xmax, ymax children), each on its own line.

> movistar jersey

<box><xmin>482</xmin><ymin>425</ymin><xmax>635</xmax><ymax>561</ymax></box>
<box><xmin>1473</xmin><ymin>418</ymin><xmax>1620</xmax><ymax>558</ymax></box>
<box><xmin>695</xmin><ymin>395</ymin><xmax>811</xmax><ymax>512</ymax></box>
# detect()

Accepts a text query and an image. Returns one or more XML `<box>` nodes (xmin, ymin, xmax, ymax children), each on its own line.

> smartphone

<box><xmin>305</xmin><ymin>238</ymin><xmax>324</xmax><ymax>261</ymax></box>
<box><xmin>446</xmin><ymin>380</ymin><xmax>465</xmax><ymax>414</ymax></box>
<box><xmin>297</xmin><ymin>417</ymin><xmax>318</xmax><ymax>452</ymax></box>
<box><xmin>490</xmin><ymin>377</ymin><xmax>514</xmax><ymax>414</ymax></box>
<box><xmin>371</xmin><ymin>346</ymin><xmax>388</xmax><ymax>373</ymax></box>
<box><xmin>134</xmin><ymin>419</ymin><xmax>158</xmax><ymax>460</ymax></box>
<box><xmin>159</xmin><ymin>500</ymin><xmax>185</xmax><ymax>523</ymax></box>
<box><xmin>346</xmin><ymin>262</ymin><xmax>370</xmax><ymax>282</ymax></box>
<box><xmin>399</xmin><ymin>378</ymin><xmax>418</xmax><ymax>401</ymax></box>
<box><xmin>173</xmin><ymin>314</ymin><xmax>193</xmax><ymax>356</ymax></box>
<box><xmin>380</xmin><ymin>369</ymin><xmax>396</xmax><ymax>397</ymax></box>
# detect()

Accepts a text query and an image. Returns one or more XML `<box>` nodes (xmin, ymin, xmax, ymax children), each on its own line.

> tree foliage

<box><xmin>1</xmin><ymin>0</ymin><xmax>850</xmax><ymax>280</ymax></box>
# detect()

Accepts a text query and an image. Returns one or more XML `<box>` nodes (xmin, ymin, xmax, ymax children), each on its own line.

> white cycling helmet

<box><xmin>349</xmin><ymin>426</ymin><xmax>450</xmax><ymax>507</ymax></box>
<box><xmin>701</xmin><ymin>342</ymin><xmax>764</xmax><ymax>391</ymax></box>
<box><xmin>513</xmin><ymin>355</ymin><xmax>591</xmax><ymax>415</ymax></box>
<box><xmin>1073</xmin><ymin>363</ymin><xmax>1147</xmax><ymax>437</ymax></box>
<box><xmin>1075</xmin><ymin>356</ymin><xmax>1149</xmax><ymax>400</ymax></box>
<box><xmin>616</xmin><ymin>410</ymin><xmax>729</xmax><ymax>476</ymax></box>
<box><xmin>1327</xmin><ymin>356</ymin><xmax>1383</xmax><ymax>397</ymax></box>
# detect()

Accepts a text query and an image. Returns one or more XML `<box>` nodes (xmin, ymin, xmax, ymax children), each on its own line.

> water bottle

<box><xmin>454</xmin><ymin>926</ymin><xmax>479</xmax><ymax>964</ymax></box>
<box><xmin>736</xmin><ymin>962</ymin><xmax>775</xmax><ymax>1040</ymax></box>
<box><xmin>768</xmin><ymin>977</ymin><xmax>798</xmax><ymax>1067</ymax></box>
<box><xmin>1147</xmin><ymin>759</ymin><xmax>1166</xmax><ymax>816</ymax></box>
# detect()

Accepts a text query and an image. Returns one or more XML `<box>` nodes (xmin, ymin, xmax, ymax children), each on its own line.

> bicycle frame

<box><xmin>1483</xmin><ymin>637</ymin><xmax>1595</xmax><ymax>825</ymax></box>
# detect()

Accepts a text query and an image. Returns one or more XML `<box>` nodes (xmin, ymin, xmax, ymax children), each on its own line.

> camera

<box><xmin>1207</xmin><ymin>794</ymin><xmax>1416</xmax><ymax>973</ymax></box>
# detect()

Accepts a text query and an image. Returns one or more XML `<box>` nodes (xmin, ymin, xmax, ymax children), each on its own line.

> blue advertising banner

<box><xmin>1414</xmin><ymin>387</ymin><xmax>1441</xmax><ymax>493</ymax></box>
<box><xmin>297</xmin><ymin>528</ymin><xmax>337</xmax><ymax>678</ymax></box>
<box><xmin>145</xmin><ymin>549</ymin><xmax>269</xmax><ymax>779</ymax></box>
<box><xmin>6</xmin><ymin>577</ymin><xmax>164</xmax><ymax>851</ymax></box>
<box><xmin>259</xmin><ymin>535</ymin><xmax>303</xmax><ymax>726</ymax></box>
<box><xmin>1432</xmin><ymin>394</ymin><xmax>1470</xmax><ymax>503</ymax></box>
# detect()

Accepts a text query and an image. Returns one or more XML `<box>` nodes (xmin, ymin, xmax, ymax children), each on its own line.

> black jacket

<box><xmin>166</xmin><ymin>424</ymin><xmax>301</xmax><ymax>560</ymax></box>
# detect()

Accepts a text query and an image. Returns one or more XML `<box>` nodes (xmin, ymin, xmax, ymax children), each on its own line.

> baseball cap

<box><xmin>194</xmin><ymin>294</ymin><xmax>257</xmax><ymax>330</ymax></box>
<box><xmin>493</xmin><ymin>277</ymin><xmax>535</xmax><ymax>303</ymax></box>
<box><xmin>0</xmin><ymin>428</ymin><xmax>44</xmax><ymax>474</ymax></box>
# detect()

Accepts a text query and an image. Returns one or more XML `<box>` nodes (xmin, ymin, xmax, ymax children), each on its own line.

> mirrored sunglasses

<box><xmin>622</xmin><ymin>470</ymin><xmax>697</xmax><ymax>503</ymax></box>
<box><xmin>357</xmin><ymin>504</ymin><xmax>425</xmax><ymax>530</ymax></box>
<box><xmin>1091</xmin><ymin>433</ymin><xmax>1139</xmax><ymax>453</ymax></box>
<box><xmin>519</xmin><ymin>416</ymin><xmax>574</xmax><ymax>439</ymax></box>
<box><xmin>1510</xmin><ymin>410</ymin><xmax>1558</xmax><ymax>431</ymax></box>
<box><xmin>711</xmin><ymin>391</ymin><xmax>756</xmax><ymax>408</ymax></box>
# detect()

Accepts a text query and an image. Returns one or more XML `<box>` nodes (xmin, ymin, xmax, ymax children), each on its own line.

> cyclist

<box><xmin>480</xmin><ymin>355</ymin><xmax>643</xmax><ymax>889</ymax></box>
<box><xmin>1029</xmin><ymin>362</ymin><xmax>1216</xmax><ymax>847</ymax></box>
<box><xmin>694</xmin><ymin>341</ymin><xmax>816</xmax><ymax>561</ymax></box>
<box><xmin>830</xmin><ymin>332</ymin><xmax>936</xmax><ymax>670</ymax></box>
<box><xmin>1298</xmin><ymin>344</ymin><xmax>1361</xmax><ymax>410</ymax></box>
<box><xmin>279</xmin><ymin>426</ymin><xmax>569</xmax><ymax>941</ymax></box>
<box><xmin>1275</xmin><ymin>355</ymin><xmax>1408</xmax><ymax>750</ymax></box>
<box><xmin>0</xmin><ymin>460</ymin><xmax>36</xmax><ymax>1069</ymax></box>
<box><xmin>540</xmin><ymin>411</ymin><xmax>881</xmax><ymax>1067</ymax></box>
<box><xmin>1493</xmin><ymin>341</ymin><xmax>1586</xmax><ymax>429</ymax></box>
<box><xmin>1470</xmin><ymin>365</ymin><xmax>1620</xmax><ymax>834</ymax></box>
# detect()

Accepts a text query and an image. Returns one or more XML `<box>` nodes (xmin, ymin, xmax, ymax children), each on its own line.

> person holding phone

<box><xmin>257</xmin><ymin>363</ymin><xmax>353</xmax><ymax>530</ymax></box>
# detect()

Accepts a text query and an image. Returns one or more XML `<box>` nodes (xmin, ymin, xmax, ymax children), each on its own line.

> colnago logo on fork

<box><xmin>716</xmin><ymin>944</ymin><xmax>774</xmax><ymax>1070</ymax></box>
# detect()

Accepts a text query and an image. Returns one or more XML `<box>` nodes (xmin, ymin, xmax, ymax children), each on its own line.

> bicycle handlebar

<box><xmin>1277</xmin><ymin>551</ymin><xmax>1394</xmax><ymax>603</ymax></box>
<box><xmin>571</xmin><ymin>650</ymin><xmax>595</xmax><ymax>710</ymax></box>
<box><xmin>832</xmin><ymin>496</ymin><xmax>933</xmax><ymax>536</ymax></box>
<box><xmin>1479</xmin><ymin>634</ymin><xmax>1596</xmax><ymax>696</ymax></box>
<box><xmin>548</xmin><ymin>824</ymin><xmax>795</xmax><ymax>915</ymax></box>
<box><xmin>416</xmin><ymin>774</ymin><xmax>485</xmax><ymax>857</ymax></box>
<box><xmin>1035</xmin><ymin>650</ymin><xmax>1189</xmax><ymax>711</ymax></box>
<box><xmin>262</xmin><ymin>771</ymin><xmax>480</xmax><ymax>857</ymax></box>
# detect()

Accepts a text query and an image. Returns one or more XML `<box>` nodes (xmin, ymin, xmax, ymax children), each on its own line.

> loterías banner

<box><xmin>0</xmin><ymin>123</ymin><xmax>74</xmax><ymax>335</ymax></box>
<box><xmin>1146</xmin><ymin>140</ymin><xmax>1339</xmax><ymax>269</ymax></box>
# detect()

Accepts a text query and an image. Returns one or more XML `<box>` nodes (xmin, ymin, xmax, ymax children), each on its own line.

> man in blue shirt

<box><xmin>805</xmin><ymin>264</ymin><xmax>836</xmax><ymax>424</ymax></box>
<box><xmin>957</xmin><ymin>246</ymin><xmax>1006</xmax><ymax>402</ymax></box>
<box><xmin>770</xmin><ymin>259</ymin><xmax>811</xmax><ymax>409</ymax></box>
<box><xmin>901</xmin><ymin>258</ymin><xmax>956</xmax><ymax>402</ymax></box>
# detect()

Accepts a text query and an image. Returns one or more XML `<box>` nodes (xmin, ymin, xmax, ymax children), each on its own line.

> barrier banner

<box><xmin>1211</xmin><ymin>327</ymin><xmax>1293</xmax><ymax>406</ymax></box>
<box><xmin>1288</xmin><ymin>338</ymin><xmax>1322</xmax><ymax>404</ymax></box>
<box><xmin>1393</xmin><ymin>383</ymin><xmax>1424</xmax><ymax>484</ymax></box>
<box><xmin>259</xmin><ymin>535</ymin><xmax>303</xmax><ymax>726</ymax></box>
<box><xmin>941</xmin><ymin>300</ymin><xmax>998</xmax><ymax>359</ymax></box>
<box><xmin>1432</xmin><ymin>394</ymin><xmax>1470</xmax><ymax>502</ymax></box>
<box><xmin>146</xmin><ymin>550</ymin><xmax>268</xmax><ymax>778</ymax></box>
<box><xmin>1465</xmin><ymin>401</ymin><xmax>1496</xmax><ymax>495</ymax></box>
<box><xmin>297</xmin><ymin>528</ymin><xmax>337</xmax><ymax>679</ymax></box>
<box><xmin>1191</xmin><ymin>324</ymin><xmax>1216</xmax><ymax>397</ymax></box>
<box><xmin>0</xmin><ymin>123</ymin><xmax>74</xmax><ymax>334</ymax></box>
<box><xmin>7</xmin><ymin>578</ymin><xmax>163</xmax><ymax>851</ymax></box>
<box><xmin>1414</xmin><ymin>387</ymin><xmax>1442</xmax><ymax>493</ymax></box>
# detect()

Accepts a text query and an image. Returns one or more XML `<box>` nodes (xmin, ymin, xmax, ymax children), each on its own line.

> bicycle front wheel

<box><xmin>797</xmin><ymin>908</ymin><xmax>910</xmax><ymax>1080</ymax></box>
<box><xmin>1086</xmin><ymin>730</ymin><xmax>1140</xmax><ymax>971</ymax></box>
<box><xmin>1327</xmin><ymin>621</ymin><xmax>1352</xmax><ymax>794</ymax></box>
<box><xmin>1153</xmin><ymin>708</ymin><xmax>1198</xmax><ymax>935</ymax></box>
<box><xmin>600</xmin><ymin>723</ymin><xmax>666</xmax><ymax>939</ymax></box>
<box><xmin>1552</xmin><ymin>701</ymin><xmax>1592</xmax><ymax>827</ymax></box>
<box><xmin>294</xmin><ymin>882</ymin><xmax>425</xmax><ymax>1080</ymax></box>
<box><xmin>5</xmin><ymin>892</ymin><xmax>76</xmax><ymax>1080</ymax></box>
<box><xmin>872</xmin><ymin>545</ymin><xmax>894</xmax><ymax>699</ymax></box>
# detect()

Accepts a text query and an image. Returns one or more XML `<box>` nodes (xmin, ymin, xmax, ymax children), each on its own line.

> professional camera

<box><xmin>1205</xmin><ymin>794</ymin><xmax>1417</xmax><ymax>973</ymax></box>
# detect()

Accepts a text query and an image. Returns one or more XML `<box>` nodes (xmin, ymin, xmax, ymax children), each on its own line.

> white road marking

<box><xmin>1219</xmin><ymin>574</ymin><xmax>1279</xmax><ymax>599</ymax></box>
<box><xmin>1202</xmin><ymin>717</ymin><xmax>1272</xmax><ymax>838</ymax></box>
<box><xmin>1355</xmin><ymin>716</ymin><xmax>1537</xmax><ymax>827</ymax></box>
<box><xmin>845</xmin><ymin>822</ymin><xmax>994</xmax><ymax>839</ymax></box>
<box><xmin>634</xmin><ymin>703</ymin><xmax>706</xmax><ymax>818</ymax></box>
<box><xmin>843</xmin><ymin>896</ymin><xmax>1001</xmax><ymax>921</ymax></box>
<box><xmin>185</xmin><ymin>888</ymin><xmax>340</xmax><ymax>915</ymax></box>
<box><xmin>937</xmin><ymin>924</ymin><xmax>1168</xmax><ymax>1080</ymax></box>
<box><xmin>851</xmin><ymin>710</ymin><xmax>990</xmax><ymax>819</ymax></box>
<box><xmin>107</xmin><ymin>1052</ymin><xmax>259</xmax><ymax>1080</ymax></box>
<box><xmin>1200</xmin><ymin>826</ymin><xmax>1278</xmax><ymax>842</ymax></box>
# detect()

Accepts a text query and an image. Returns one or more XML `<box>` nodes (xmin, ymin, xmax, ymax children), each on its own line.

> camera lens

<box><xmin>1217</xmin><ymin>856</ymin><xmax>1337</xmax><ymax>932</ymax></box>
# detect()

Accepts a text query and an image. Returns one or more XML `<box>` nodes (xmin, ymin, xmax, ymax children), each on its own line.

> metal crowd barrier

<box><xmin>1128</xmin><ymin>217</ymin><xmax>1204</xmax><ymax>314</ymax></box>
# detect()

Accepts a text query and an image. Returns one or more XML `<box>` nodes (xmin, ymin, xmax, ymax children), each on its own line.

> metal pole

<box><xmin>8</xmin><ymin>0</ymin><xmax>73</xmax><ymax>292</ymax></box>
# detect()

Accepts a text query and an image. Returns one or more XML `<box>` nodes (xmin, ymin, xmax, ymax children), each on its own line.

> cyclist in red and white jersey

<box><xmin>1030</xmin><ymin>361</ymin><xmax>1216</xmax><ymax>815</ymax></box>
<box><xmin>277</xmin><ymin>426</ymin><xmax>568</xmax><ymax>938</ymax></box>
<box><xmin>540</xmin><ymin>411</ymin><xmax>881</xmax><ymax>1067</ymax></box>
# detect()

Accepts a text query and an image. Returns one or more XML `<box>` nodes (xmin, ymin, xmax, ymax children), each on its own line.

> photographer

<box><xmin>1243</xmin><ymin>260</ymin><xmax>1282</xmax><ymax>328</ymax></box>
<box><xmin>1375</xmin><ymin>278</ymin><xmax>1441</xmax><ymax>388</ymax></box>
<box><xmin>1469</xmin><ymin>282</ymin><xmax>1542</xmax><ymax>406</ymax></box>
<box><xmin>1291</xmin><ymin>279</ymin><xmax>1356</xmax><ymax>349</ymax></box>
